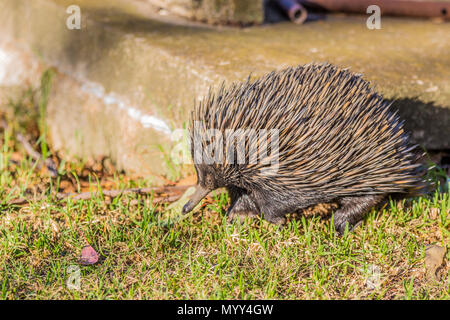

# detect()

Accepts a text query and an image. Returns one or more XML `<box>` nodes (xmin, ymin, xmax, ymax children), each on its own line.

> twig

<box><xmin>129</xmin><ymin>194</ymin><xmax>182</xmax><ymax>206</ymax></box>
<box><xmin>15</xmin><ymin>133</ymin><xmax>42</xmax><ymax>162</ymax></box>
<box><xmin>4</xmin><ymin>185</ymin><xmax>192</xmax><ymax>206</ymax></box>
<box><xmin>55</xmin><ymin>185</ymin><xmax>190</xmax><ymax>200</ymax></box>
<box><xmin>5</xmin><ymin>198</ymin><xmax>31</xmax><ymax>205</ymax></box>
<box><xmin>16</xmin><ymin>133</ymin><xmax>58</xmax><ymax>177</ymax></box>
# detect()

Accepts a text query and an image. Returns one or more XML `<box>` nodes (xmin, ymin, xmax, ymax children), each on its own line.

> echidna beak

<box><xmin>182</xmin><ymin>185</ymin><xmax>210</xmax><ymax>215</ymax></box>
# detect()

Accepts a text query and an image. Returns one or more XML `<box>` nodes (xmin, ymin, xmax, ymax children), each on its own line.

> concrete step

<box><xmin>0</xmin><ymin>0</ymin><xmax>449</xmax><ymax>180</ymax></box>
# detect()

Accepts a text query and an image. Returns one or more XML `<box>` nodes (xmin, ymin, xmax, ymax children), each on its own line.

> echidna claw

<box><xmin>335</xmin><ymin>220</ymin><xmax>363</xmax><ymax>236</ymax></box>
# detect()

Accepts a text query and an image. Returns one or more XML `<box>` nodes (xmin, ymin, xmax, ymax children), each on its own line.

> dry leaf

<box><xmin>79</xmin><ymin>245</ymin><xmax>99</xmax><ymax>265</ymax></box>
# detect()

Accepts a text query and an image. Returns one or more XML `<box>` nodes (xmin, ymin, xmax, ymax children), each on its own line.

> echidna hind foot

<box><xmin>226</xmin><ymin>187</ymin><xmax>288</xmax><ymax>225</ymax></box>
<box><xmin>227</xmin><ymin>210</ymin><xmax>259</xmax><ymax>224</ymax></box>
<box><xmin>333</xmin><ymin>195</ymin><xmax>384</xmax><ymax>235</ymax></box>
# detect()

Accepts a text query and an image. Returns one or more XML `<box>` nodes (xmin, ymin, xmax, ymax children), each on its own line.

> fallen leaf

<box><xmin>79</xmin><ymin>245</ymin><xmax>99</xmax><ymax>265</ymax></box>
<box><xmin>424</xmin><ymin>245</ymin><xmax>446</xmax><ymax>280</ymax></box>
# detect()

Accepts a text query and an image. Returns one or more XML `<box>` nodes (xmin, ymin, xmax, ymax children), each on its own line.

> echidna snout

<box><xmin>182</xmin><ymin>184</ymin><xmax>210</xmax><ymax>214</ymax></box>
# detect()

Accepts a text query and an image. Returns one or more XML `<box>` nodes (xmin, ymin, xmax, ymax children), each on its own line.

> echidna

<box><xmin>182</xmin><ymin>63</ymin><xmax>426</xmax><ymax>234</ymax></box>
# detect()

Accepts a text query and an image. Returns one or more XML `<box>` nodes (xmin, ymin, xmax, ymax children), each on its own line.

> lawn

<box><xmin>0</xmin><ymin>83</ymin><xmax>449</xmax><ymax>300</ymax></box>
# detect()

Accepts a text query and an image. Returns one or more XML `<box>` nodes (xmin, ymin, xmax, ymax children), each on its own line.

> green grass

<box><xmin>0</xmin><ymin>84</ymin><xmax>449</xmax><ymax>300</ymax></box>
<box><xmin>0</xmin><ymin>141</ymin><xmax>448</xmax><ymax>299</ymax></box>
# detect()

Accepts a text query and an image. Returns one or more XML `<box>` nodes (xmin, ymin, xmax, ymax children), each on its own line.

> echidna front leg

<box><xmin>333</xmin><ymin>195</ymin><xmax>384</xmax><ymax>235</ymax></box>
<box><xmin>226</xmin><ymin>187</ymin><xmax>260</xmax><ymax>223</ymax></box>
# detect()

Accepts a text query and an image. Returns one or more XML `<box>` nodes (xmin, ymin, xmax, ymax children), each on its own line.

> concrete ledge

<box><xmin>0</xmin><ymin>0</ymin><xmax>449</xmax><ymax>179</ymax></box>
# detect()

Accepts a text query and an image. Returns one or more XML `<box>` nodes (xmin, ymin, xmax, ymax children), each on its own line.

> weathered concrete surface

<box><xmin>0</xmin><ymin>0</ymin><xmax>449</xmax><ymax>179</ymax></box>
<box><xmin>0</xmin><ymin>41</ymin><xmax>45</xmax><ymax>105</ymax></box>
<box><xmin>0</xmin><ymin>39</ymin><xmax>171</xmax><ymax>185</ymax></box>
